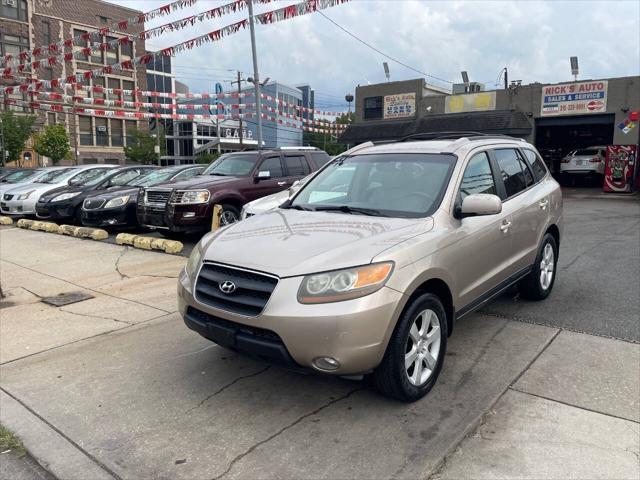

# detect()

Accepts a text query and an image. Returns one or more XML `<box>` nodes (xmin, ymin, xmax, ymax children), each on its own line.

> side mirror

<box><xmin>457</xmin><ymin>194</ymin><xmax>502</xmax><ymax>218</ymax></box>
<box><xmin>255</xmin><ymin>170</ymin><xmax>271</xmax><ymax>182</ymax></box>
<box><xmin>288</xmin><ymin>179</ymin><xmax>302</xmax><ymax>196</ymax></box>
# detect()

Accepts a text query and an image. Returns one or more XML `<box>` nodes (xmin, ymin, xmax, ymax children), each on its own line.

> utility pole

<box><xmin>504</xmin><ymin>67</ymin><xmax>508</xmax><ymax>90</ymax></box>
<box><xmin>237</xmin><ymin>70</ymin><xmax>244</xmax><ymax>149</ymax></box>
<box><xmin>247</xmin><ymin>0</ymin><xmax>263</xmax><ymax>149</ymax></box>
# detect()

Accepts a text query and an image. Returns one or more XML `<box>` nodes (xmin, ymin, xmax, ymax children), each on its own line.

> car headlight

<box><xmin>185</xmin><ymin>246</ymin><xmax>203</xmax><ymax>279</ymax></box>
<box><xmin>52</xmin><ymin>192</ymin><xmax>81</xmax><ymax>202</ymax></box>
<box><xmin>17</xmin><ymin>190</ymin><xmax>35</xmax><ymax>200</ymax></box>
<box><xmin>175</xmin><ymin>190</ymin><xmax>210</xmax><ymax>204</ymax></box>
<box><xmin>104</xmin><ymin>195</ymin><xmax>130</xmax><ymax>209</ymax></box>
<box><xmin>297</xmin><ymin>262</ymin><xmax>394</xmax><ymax>304</ymax></box>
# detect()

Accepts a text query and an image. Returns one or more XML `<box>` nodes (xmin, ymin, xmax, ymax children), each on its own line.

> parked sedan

<box><xmin>0</xmin><ymin>169</ymin><xmax>43</xmax><ymax>197</ymax></box>
<box><xmin>560</xmin><ymin>146</ymin><xmax>606</xmax><ymax>178</ymax></box>
<box><xmin>1</xmin><ymin>165</ymin><xmax>116</xmax><ymax>216</ymax></box>
<box><xmin>81</xmin><ymin>165</ymin><xmax>204</xmax><ymax>229</ymax></box>
<box><xmin>35</xmin><ymin>166</ymin><xmax>156</xmax><ymax>223</ymax></box>
<box><xmin>240</xmin><ymin>175</ymin><xmax>311</xmax><ymax>219</ymax></box>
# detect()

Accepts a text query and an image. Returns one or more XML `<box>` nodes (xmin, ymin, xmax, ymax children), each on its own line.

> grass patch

<box><xmin>0</xmin><ymin>425</ymin><xmax>26</xmax><ymax>457</ymax></box>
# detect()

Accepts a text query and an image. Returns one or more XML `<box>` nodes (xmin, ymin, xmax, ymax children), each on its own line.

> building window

<box><xmin>47</xmin><ymin>112</ymin><xmax>56</xmax><ymax>125</ymax></box>
<box><xmin>42</xmin><ymin>67</ymin><xmax>53</xmax><ymax>80</ymax></box>
<box><xmin>79</xmin><ymin>116</ymin><xmax>93</xmax><ymax>145</ymax></box>
<box><xmin>364</xmin><ymin>96</ymin><xmax>383</xmax><ymax>119</ymax></box>
<box><xmin>92</xmin><ymin>77</ymin><xmax>105</xmax><ymax>99</ymax></box>
<box><xmin>121</xmin><ymin>40</ymin><xmax>132</xmax><ymax>61</ymax></box>
<box><xmin>105</xmin><ymin>36</ymin><xmax>118</xmax><ymax>65</ymax></box>
<box><xmin>124</xmin><ymin>120</ymin><xmax>137</xmax><ymax>146</ymax></box>
<box><xmin>90</xmin><ymin>36</ymin><xmax>103</xmax><ymax>64</ymax></box>
<box><xmin>42</xmin><ymin>21</ymin><xmax>51</xmax><ymax>46</ymax></box>
<box><xmin>107</xmin><ymin>78</ymin><xmax>120</xmax><ymax>100</ymax></box>
<box><xmin>73</xmin><ymin>29</ymin><xmax>88</xmax><ymax>61</ymax></box>
<box><xmin>97</xmin><ymin>15</ymin><xmax>108</xmax><ymax>24</ymax></box>
<box><xmin>122</xmin><ymin>80</ymin><xmax>134</xmax><ymax>102</ymax></box>
<box><xmin>110</xmin><ymin>119</ymin><xmax>123</xmax><ymax>147</ymax></box>
<box><xmin>1</xmin><ymin>0</ymin><xmax>27</xmax><ymax>21</ymax></box>
<box><xmin>95</xmin><ymin>118</ymin><xmax>108</xmax><ymax>146</ymax></box>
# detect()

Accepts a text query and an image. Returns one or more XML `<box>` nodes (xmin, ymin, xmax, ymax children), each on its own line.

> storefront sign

<box><xmin>383</xmin><ymin>93</ymin><xmax>415</xmax><ymax>119</ymax></box>
<box><xmin>445</xmin><ymin>91</ymin><xmax>496</xmax><ymax>114</ymax></box>
<box><xmin>222</xmin><ymin>127</ymin><xmax>252</xmax><ymax>139</ymax></box>
<box><xmin>540</xmin><ymin>81</ymin><xmax>608</xmax><ymax>116</ymax></box>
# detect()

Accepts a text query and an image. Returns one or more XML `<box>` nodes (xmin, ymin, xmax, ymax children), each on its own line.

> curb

<box><xmin>115</xmin><ymin>233</ymin><xmax>184</xmax><ymax>254</ymax></box>
<box><xmin>16</xmin><ymin>219</ymin><xmax>109</xmax><ymax>240</ymax></box>
<box><xmin>0</xmin><ymin>215</ymin><xmax>13</xmax><ymax>225</ymax></box>
<box><xmin>0</xmin><ymin>390</ymin><xmax>116</xmax><ymax>480</ymax></box>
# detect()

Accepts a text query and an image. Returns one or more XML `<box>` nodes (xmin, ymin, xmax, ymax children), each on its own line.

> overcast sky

<box><xmin>108</xmin><ymin>0</ymin><xmax>640</xmax><ymax>110</ymax></box>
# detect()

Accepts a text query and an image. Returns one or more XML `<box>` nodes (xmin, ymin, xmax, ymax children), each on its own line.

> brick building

<box><xmin>1</xmin><ymin>0</ymin><xmax>148</xmax><ymax>166</ymax></box>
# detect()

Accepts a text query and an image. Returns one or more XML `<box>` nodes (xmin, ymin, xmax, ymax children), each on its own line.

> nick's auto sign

<box><xmin>540</xmin><ymin>81</ymin><xmax>608</xmax><ymax>116</ymax></box>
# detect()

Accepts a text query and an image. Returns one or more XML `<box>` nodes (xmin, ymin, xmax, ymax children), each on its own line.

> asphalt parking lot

<box><xmin>0</xmin><ymin>188</ymin><xmax>638</xmax><ymax>480</ymax></box>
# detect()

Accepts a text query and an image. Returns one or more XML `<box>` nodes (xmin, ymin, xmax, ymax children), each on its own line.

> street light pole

<box><xmin>237</xmin><ymin>70</ymin><xmax>244</xmax><ymax>150</ymax></box>
<box><xmin>246</xmin><ymin>0</ymin><xmax>263</xmax><ymax>149</ymax></box>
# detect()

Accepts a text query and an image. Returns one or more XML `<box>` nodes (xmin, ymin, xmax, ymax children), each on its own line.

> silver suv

<box><xmin>178</xmin><ymin>134</ymin><xmax>563</xmax><ymax>401</ymax></box>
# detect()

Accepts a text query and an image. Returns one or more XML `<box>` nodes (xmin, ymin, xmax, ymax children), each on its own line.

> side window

<box><xmin>523</xmin><ymin>149</ymin><xmax>548</xmax><ymax>181</ymax></box>
<box><xmin>259</xmin><ymin>156</ymin><xmax>284</xmax><ymax>178</ymax></box>
<box><xmin>284</xmin><ymin>155</ymin><xmax>310</xmax><ymax>176</ymax></box>
<box><xmin>177</xmin><ymin>168</ymin><xmax>201</xmax><ymax>179</ymax></box>
<box><xmin>311</xmin><ymin>152</ymin><xmax>331</xmax><ymax>167</ymax></box>
<box><xmin>494</xmin><ymin>149</ymin><xmax>532</xmax><ymax>198</ymax></box>
<box><xmin>459</xmin><ymin>152</ymin><xmax>497</xmax><ymax>200</ymax></box>
<box><xmin>110</xmin><ymin>170</ymin><xmax>139</xmax><ymax>186</ymax></box>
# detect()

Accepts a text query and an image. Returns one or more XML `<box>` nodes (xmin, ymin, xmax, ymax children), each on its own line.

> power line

<box><xmin>316</xmin><ymin>11</ymin><xmax>453</xmax><ymax>86</ymax></box>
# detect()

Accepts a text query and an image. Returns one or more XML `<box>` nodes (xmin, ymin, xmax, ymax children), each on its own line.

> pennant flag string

<box><xmin>0</xmin><ymin>0</ymin><xmax>198</xmax><ymax>68</ymax></box>
<box><xmin>254</xmin><ymin>0</ymin><xmax>350</xmax><ymax>25</ymax></box>
<box><xmin>24</xmin><ymin>85</ymin><xmax>253</xmax><ymax>100</ymax></box>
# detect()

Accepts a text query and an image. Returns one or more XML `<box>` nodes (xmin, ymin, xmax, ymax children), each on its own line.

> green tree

<box><xmin>0</xmin><ymin>110</ymin><xmax>37</xmax><ymax>166</ymax></box>
<box><xmin>195</xmin><ymin>151</ymin><xmax>221</xmax><ymax>165</ymax></box>
<box><xmin>33</xmin><ymin>124</ymin><xmax>71</xmax><ymax>165</ymax></box>
<box><xmin>303</xmin><ymin>111</ymin><xmax>354</xmax><ymax>156</ymax></box>
<box><xmin>123</xmin><ymin>127</ymin><xmax>166</xmax><ymax>165</ymax></box>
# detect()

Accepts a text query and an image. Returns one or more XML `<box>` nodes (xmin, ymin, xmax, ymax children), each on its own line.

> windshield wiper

<box><xmin>313</xmin><ymin>205</ymin><xmax>385</xmax><ymax>217</ymax></box>
<box><xmin>281</xmin><ymin>203</ymin><xmax>312</xmax><ymax>211</ymax></box>
<box><xmin>209</xmin><ymin>172</ymin><xmax>229</xmax><ymax>176</ymax></box>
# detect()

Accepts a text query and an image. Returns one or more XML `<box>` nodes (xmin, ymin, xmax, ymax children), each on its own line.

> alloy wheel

<box><xmin>405</xmin><ymin>309</ymin><xmax>441</xmax><ymax>386</ymax></box>
<box><xmin>540</xmin><ymin>243</ymin><xmax>554</xmax><ymax>290</ymax></box>
<box><xmin>220</xmin><ymin>210</ymin><xmax>238</xmax><ymax>226</ymax></box>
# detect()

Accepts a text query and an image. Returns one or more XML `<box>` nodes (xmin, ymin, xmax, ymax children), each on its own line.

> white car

<box><xmin>1</xmin><ymin>165</ymin><xmax>116</xmax><ymax>216</ymax></box>
<box><xmin>560</xmin><ymin>146</ymin><xmax>606</xmax><ymax>177</ymax></box>
<box><xmin>0</xmin><ymin>167</ymin><xmax>66</xmax><ymax>197</ymax></box>
<box><xmin>240</xmin><ymin>175</ymin><xmax>310</xmax><ymax>219</ymax></box>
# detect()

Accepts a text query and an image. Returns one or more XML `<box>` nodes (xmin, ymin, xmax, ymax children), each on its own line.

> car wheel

<box><xmin>370</xmin><ymin>293</ymin><xmax>447</xmax><ymax>402</ymax></box>
<box><xmin>519</xmin><ymin>233</ymin><xmax>558</xmax><ymax>300</ymax></box>
<box><xmin>219</xmin><ymin>204</ymin><xmax>240</xmax><ymax>226</ymax></box>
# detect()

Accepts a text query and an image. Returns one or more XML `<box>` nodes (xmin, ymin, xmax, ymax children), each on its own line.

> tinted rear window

<box><xmin>575</xmin><ymin>149</ymin><xmax>599</xmax><ymax>156</ymax></box>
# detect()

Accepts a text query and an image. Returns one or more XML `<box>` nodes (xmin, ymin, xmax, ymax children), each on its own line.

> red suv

<box><xmin>137</xmin><ymin>147</ymin><xmax>331</xmax><ymax>235</ymax></box>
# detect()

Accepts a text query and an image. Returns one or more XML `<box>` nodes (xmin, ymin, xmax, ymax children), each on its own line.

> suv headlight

<box><xmin>104</xmin><ymin>195</ymin><xmax>130</xmax><ymax>209</ymax></box>
<box><xmin>297</xmin><ymin>262</ymin><xmax>394</xmax><ymax>304</ymax></box>
<box><xmin>175</xmin><ymin>190</ymin><xmax>210</xmax><ymax>204</ymax></box>
<box><xmin>185</xmin><ymin>246</ymin><xmax>203</xmax><ymax>279</ymax></box>
<box><xmin>52</xmin><ymin>192</ymin><xmax>81</xmax><ymax>202</ymax></box>
<box><xmin>17</xmin><ymin>190</ymin><xmax>35</xmax><ymax>200</ymax></box>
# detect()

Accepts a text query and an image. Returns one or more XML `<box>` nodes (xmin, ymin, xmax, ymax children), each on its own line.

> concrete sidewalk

<box><xmin>1</xmin><ymin>226</ymin><xmax>638</xmax><ymax>480</ymax></box>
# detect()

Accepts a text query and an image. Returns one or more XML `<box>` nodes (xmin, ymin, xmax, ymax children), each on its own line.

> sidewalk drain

<box><xmin>41</xmin><ymin>292</ymin><xmax>94</xmax><ymax>307</ymax></box>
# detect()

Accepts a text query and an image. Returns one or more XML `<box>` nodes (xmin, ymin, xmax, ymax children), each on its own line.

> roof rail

<box><xmin>399</xmin><ymin>132</ymin><xmax>524</xmax><ymax>142</ymax></box>
<box><xmin>275</xmin><ymin>146</ymin><xmax>320</xmax><ymax>151</ymax></box>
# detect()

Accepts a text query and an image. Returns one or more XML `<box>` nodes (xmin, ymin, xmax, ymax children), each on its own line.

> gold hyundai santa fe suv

<box><xmin>178</xmin><ymin>134</ymin><xmax>563</xmax><ymax>401</ymax></box>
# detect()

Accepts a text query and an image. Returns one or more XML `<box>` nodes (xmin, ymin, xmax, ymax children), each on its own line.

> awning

<box><xmin>340</xmin><ymin>110</ymin><xmax>533</xmax><ymax>144</ymax></box>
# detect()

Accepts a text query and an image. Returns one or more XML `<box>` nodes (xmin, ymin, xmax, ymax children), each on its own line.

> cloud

<box><xmin>110</xmin><ymin>0</ymin><xmax>640</xmax><ymax>106</ymax></box>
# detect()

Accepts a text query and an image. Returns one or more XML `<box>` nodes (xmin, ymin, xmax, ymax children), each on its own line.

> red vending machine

<box><xmin>603</xmin><ymin>145</ymin><xmax>637</xmax><ymax>193</ymax></box>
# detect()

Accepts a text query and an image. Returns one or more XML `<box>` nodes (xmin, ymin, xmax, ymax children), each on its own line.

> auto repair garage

<box><xmin>341</xmin><ymin>75</ymin><xmax>639</xmax><ymax>183</ymax></box>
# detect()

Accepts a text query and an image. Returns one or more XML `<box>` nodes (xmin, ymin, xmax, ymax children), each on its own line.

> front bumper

<box><xmin>82</xmin><ymin>203</ymin><xmax>136</xmax><ymax>228</ymax></box>
<box><xmin>177</xmin><ymin>267</ymin><xmax>405</xmax><ymax>375</ymax></box>
<box><xmin>35</xmin><ymin>200</ymin><xmax>76</xmax><ymax>221</ymax></box>
<box><xmin>0</xmin><ymin>197</ymin><xmax>37</xmax><ymax>215</ymax></box>
<box><xmin>138</xmin><ymin>203</ymin><xmax>210</xmax><ymax>233</ymax></box>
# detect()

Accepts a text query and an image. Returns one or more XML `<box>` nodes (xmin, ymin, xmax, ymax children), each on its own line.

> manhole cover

<box><xmin>41</xmin><ymin>291</ymin><xmax>94</xmax><ymax>307</ymax></box>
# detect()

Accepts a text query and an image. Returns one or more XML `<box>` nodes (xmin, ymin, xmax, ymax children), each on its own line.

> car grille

<box><xmin>83</xmin><ymin>198</ymin><xmax>105</xmax><ymax>210</ymax></box>
<box><xmin>195</xmin><ymin>263</ymin><xmax>278</xmax><ymax>317</ymax></box>
<box><xmin>143</xmin><ymin>188</ymin><xmax>171</xmax><ymax>212</ymax></box>
<box><xmin>3</xmin><ymin>194</ymin><xmax>13</xmax><ymax>201</ymax></box>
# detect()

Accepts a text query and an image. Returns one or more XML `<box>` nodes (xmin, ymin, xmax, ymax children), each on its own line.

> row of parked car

<box><xmin>0</xmin><ymin>147</ymin><xmax>331</xmax><ymax>236</ymax></box>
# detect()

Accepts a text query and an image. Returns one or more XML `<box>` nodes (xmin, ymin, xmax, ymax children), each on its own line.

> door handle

<box><xmin>539</xmin><ymin>199</ymin><xmax>549</xmax><ymax>210</ymax></box>
<box><xmin>277</xmin><ymin>181</ymin><xmax>287</xmax><ymax>186</ymax></box>
<box><xmin>500</xmin><ymin>220</ymin><xmax>512</xmax><ymax>233</ymax></box>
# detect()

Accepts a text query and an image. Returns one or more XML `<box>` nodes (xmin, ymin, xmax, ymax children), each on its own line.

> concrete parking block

<box><xmin>434</xmin><ymin>389</ymin><xmax>640</xmax><ymax>480</ymax></box>
<box><xmin>514</xmin><ymin>330</ymin><xmax>640</xmax><ymax>422</ymax></box>
<box><xmin>0</xmin><ymin>315</ymin><xmax>557</xmax><ymax>480</ymax></box>
<box><xmin>0</xmin><ymin>302</ymin><xmax>128</xmax><ymax>364</ymax></box>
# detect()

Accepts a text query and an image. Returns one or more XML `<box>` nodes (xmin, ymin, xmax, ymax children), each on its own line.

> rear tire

<box><xmin>370</xmin><ymin>293</ymin><xmax>447</xmax><ymax>402</ymax></box>
<box><xmin>519</xmin><ymin>233</ymin><xmax>558</xmax><ymax>300</ymax></box>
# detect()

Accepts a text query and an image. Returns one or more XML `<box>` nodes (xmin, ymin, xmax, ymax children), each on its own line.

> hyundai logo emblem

<box><xmin>219</xmin><ymin>280</ymin><xmax>236</xmax><ymax>294</ymax></box>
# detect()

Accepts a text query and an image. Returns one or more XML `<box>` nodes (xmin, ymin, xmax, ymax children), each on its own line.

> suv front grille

<box><xmin>143</xmin><ymin>188</ymin><xmax>171</xmax><ymax>211</ymax></box>
<box><xmin>195</xmin><ymin>263</ymin><xmax>278</xmax><ymax>317</ymax></box>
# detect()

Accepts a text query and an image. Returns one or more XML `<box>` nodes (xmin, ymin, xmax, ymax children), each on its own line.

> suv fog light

<box><xmin>183</xmin><ymin>212</ymin><xmax>195</xmax><ymax>218</ymax></box>
<box><xmin>313</xmin><ymin>356</ymin><xmax>341</xmax><ymax>371</ymax></box>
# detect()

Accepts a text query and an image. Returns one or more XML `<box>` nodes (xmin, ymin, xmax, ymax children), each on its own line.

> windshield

<box><xmin>70</xmin><ymin>168</ymin><xmax>114</xmax><ymax>186</ymax></box>
<box><xmin>35</xmin><ymin>168</ymin><xmax>77</xmax><ymax>184</ymax></box>
<box><xmin>203</xmin><ymin>153</ymin><xmax>258</xmax><ymax>176</ymax></box>
<box><xmin>575</xmin><ymin>149</ymin><xmax>599</xmax><ymax>156</ymax></box>
<box><xmin>291</xmin><ymin>153</ymin><xmax>455</xmax><ymax>218</ymax></box>
<box><xmin>2</xmin><ymin>170</ymin><xmax>38</xmax><ymax>183</ymax></box>
<box><xmin>128</xmin><ymin>168</ymin><xmax>178</xmax><ymax>186</ymax></box>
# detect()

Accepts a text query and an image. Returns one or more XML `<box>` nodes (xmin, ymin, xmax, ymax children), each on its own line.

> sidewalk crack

<box><xmin>59</xmin><ymin>307</ymin><xmax>133</xmax><ymax>326</ymax></box>
<box><xmin>212</xmin><ymin>387</ymin><xmax>364</xmax><ymax>480</ymax></box>
<box><xmin>114</xmin><ymin>247</ymin><xmax>130</xmax><ymax>280</ymax></box>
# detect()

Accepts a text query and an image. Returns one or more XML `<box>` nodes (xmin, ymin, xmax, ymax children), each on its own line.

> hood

<box><xmin>202</xmin><ymin>209</ymin><xmax>433</xmax><ymax>277</ymax></box>
<box><xmin>151</xmin><ymin>175</ymin><xmax>240</xmax><ymax>190</ymax></box>
<box><xmin>3</xmin><ymin>181</ymin><xmax>66</xmax><ymax>196</ymax></box>
<box><xmin>85</xmin><ymin>186</ymin><xmax>141</xmax><ymax>202</ymax></box>
<box><xmin>39</xmin><ymin>184</ymin><xmax>88</xmax><ymax>202</ymax></box>
<box><xmin>245</xmin><ymin>189</ymin><xmax>290</xmax><ymax>213</ymax></box>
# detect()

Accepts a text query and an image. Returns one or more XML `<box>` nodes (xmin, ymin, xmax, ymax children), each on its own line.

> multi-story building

<box><xmin>1</xmin><ymin>0</ymin><xmax>148</xmax><ymax>166</ymax></box>
<box><xmin>146</xmin><ymin>52</ymin><xmax>176</xmax><ymax>164</ymax></box>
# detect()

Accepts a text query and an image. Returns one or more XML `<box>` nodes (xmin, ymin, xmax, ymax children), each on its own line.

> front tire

<box><xmin>519</xmin><ymin>233</ymin><xmax>558</xmax><ymax>300</ymax></box>
<box><xmin>370</xmin><ymin>293</ymin><xmax>447</xmax><ymax>402</ymax></box>
<box><xmin>219</xmin><ymin>204</ymin><xmax>240</xmax><ymax>226</ymax></box>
